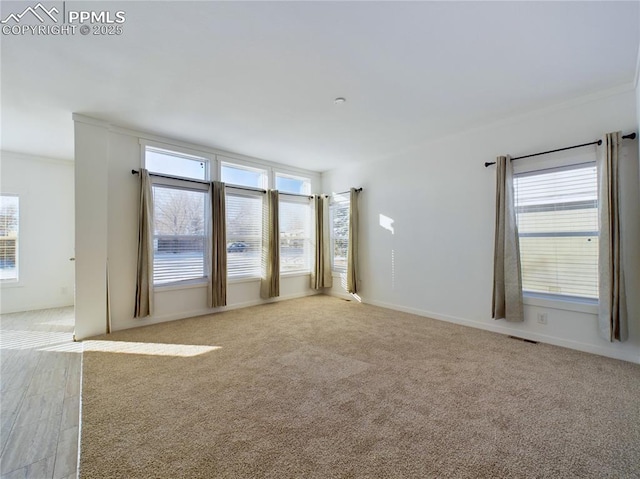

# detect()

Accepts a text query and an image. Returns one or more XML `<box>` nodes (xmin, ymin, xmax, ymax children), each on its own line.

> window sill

<box><xmin>0</xmin><ymin>280</ymin><xmax>23</xmax><ymax>288</ymax></box>
<box><xmin>523</xmin><ymin>293</ymin><xmax>598</xmax><ymax>314</ymax></box>
<box><xmin>281</xmin><ymin>271</ymin><xmax>311</xmax><ymax>279</ymax></box>
<box><xmin>154</xmin><ymin>280</ymin><xmax>207</xmax><ymax>292</ymax></box>
<box><xmin>228</xmin><ymin>276</ymin><xmax>261</xmax><ymax>285</ymax></box>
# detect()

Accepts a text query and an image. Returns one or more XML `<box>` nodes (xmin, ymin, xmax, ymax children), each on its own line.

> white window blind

<box><xmin>514</xmin><ymin>163</ymin><xmax>598</xmax><ymax>300</ymax></box>
<box><xmin>152</xmin><ymin>186</ymin><xmax>207</xmax><ymax>285</ymax></box>
<box><xmin>0</xmin><ymin>195</ymin><xmax>19</xmax><ymax>282</ymax></box>
<box><xmin>330</xmin><ymin>195</ymin><xmax>349</xmax><ymax>273</ymax></box>
<box><xmin>279</xmin><ymin>198</ymin><xmax>311</xmax><ymax>273</ymax></box>
<box><xmin>226</xmin><ymin>190</ymin><xmax>263</xmax><ymax>278</ymax></box>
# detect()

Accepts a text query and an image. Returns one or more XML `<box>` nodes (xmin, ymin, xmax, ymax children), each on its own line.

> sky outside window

<box><xmin>221</xmin><ymin>163</ymin><xmax>266</xmax><ymax>189</ymax></box>
<box><xmin>146</xmin><ymin>148</ymin><xmax>207</xmax><ymax>180</ymax></box>
<box><xmin>276</xmin><ymin>174</ymin><xmax>310</xmax><ymax>195</ymax></box>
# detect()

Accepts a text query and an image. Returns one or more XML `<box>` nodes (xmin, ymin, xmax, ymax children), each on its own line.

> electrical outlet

<box><xmin>537</xmin><ymin>313</ymin><xmax>548</xmax><ymax>325</ymax></box>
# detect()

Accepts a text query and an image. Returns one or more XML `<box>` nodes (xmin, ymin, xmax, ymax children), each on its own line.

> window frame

<box><xmin>219</xmin><ymin>157</ymin><xmax>268</xmax><ymax>190</ymax></box>
<box><xmin>279</xmin><ymin>195</ymin><xmax>312</xmax><ymax>276</ymax></box>
<box><xmin>225</xmin><ymin>187</ymin><xmax>264</xmax><ymax>281</ymax></box>
<box><xmin>137</xmin><ymin>142</ymin><xmax>320</xmax><ymax>289</ymax></box>
<box><xmin>151</xmin><ymin>178</ymin><xmax>210</xmax><ymax>287</ymax></box>
<box><xmin>330</xmin><ymin>193</ymin><xmax>350</xmax><ymax>274</ymax></box>
<box><xmin>143</xmin><ymin>144</ymin><xmax>212</xmax><ymax>288</ymax></box>
<box><xmin>275</xmin><ymin>172</ymin><xmax>311</xmax><ymax>195</ymax></box>
<box><xmin>141</xmin><ymin>140</ymin><xmax>213</xmax><ymax>182</ymax></box>
<box><xmin>513</xmin><ymin>151</ymin><xmax>599</xmax><ymax>312</ymax></box>
<box><xmin>0</xmin><ymin>194</ymin><xmax>19</xmax><ymax>284</ymax></box>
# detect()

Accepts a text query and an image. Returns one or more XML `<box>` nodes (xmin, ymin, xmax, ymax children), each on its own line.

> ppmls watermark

<box><xmin>1</xmin><ymin>2</ymin><xmax>126</xmax><ymax>36</ymax></box>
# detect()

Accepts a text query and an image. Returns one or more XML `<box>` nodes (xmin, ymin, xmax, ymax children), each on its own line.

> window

<box><xmin>0</xmin><ymin>195</ymin><xmax>19</xmax><ymax>282</ymax></box>
<box><xmin>152</xmin><ymin>186</ymin><xmax>208</xmax><ymax>285</ymax></box>
<box><xmin>145</xmin><ymin>146</ymin><xmax>210</xmax><ymax>286</ymax></box>
<box><xmin>221</xmin><ymin>161</ymin><xmax>267</xmax><ymax>189</ymax></box>
<box><xmin>276</xmin><ymin>173</ymin><xmax>311</xmax><ymax>195</ymax></box>
<box><xmin>145</xmin><ymin>146</ymin><xmax>207</xmax><ymax>180</ymax></box>
<box><xmin>514</xmin><ymin>163</ymin><xmax>598</xmax><ymax>300</ymax></box>
<box><xmin>279</xmin><ymin>198</ymin><xmax>311</xmax><ymax>273</ymax></box>
<box><xmin>226</xmin><ymin>190</ymin><xmax>263</xmax><ymax>278</ymax></box>
<box><xmin>221</xmin><ymin>161</ymin><xmax>267</xmax><ymax>279</ymax></box>
<box><xmin>330</xmin><ymin>194</ymin><xmax>349</xmax><ymax>272</ymax></box>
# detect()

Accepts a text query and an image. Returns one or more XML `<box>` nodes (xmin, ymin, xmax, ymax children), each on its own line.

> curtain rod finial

<box><xmin>485</xmin><ymin>161</ymin><xmax>496</xmax><ymax>168</ymax></box>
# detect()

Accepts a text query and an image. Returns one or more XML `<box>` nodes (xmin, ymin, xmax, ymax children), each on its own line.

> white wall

<box><xmin>74</xmin><ymin>116</ymin><xmax>320</xmax><ymax>340</ymax></box>
<box><xmin>323</xmin><ymin>88</ymin><xmax>640</xmax><ymax>364</ymax></box>
<box><xmin>637</xmin><ymin>60</ymin><xmax>640</xmax><ymax>182</ymax></box>
<box><xmin>0</xmin><ymin>152</ymin><xmax>75</xmax><ymax>313</ymax></box>
<box><xmin>74</xmin><ymin>120</ymin><xmax>108</xmax><ymax>339</ymax></box>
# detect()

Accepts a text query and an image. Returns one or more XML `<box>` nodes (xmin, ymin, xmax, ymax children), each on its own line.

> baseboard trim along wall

<box><xmin>109</xmin><ymin>290</ymin><xmax>321</xmax><ymax>334</ymax></box>
<box><xmin>1</xmin><ymin>300</ymin><xmax>75</xmax><ymax>315</ymax></box>
<box><xmin>361</xmin><ymin>298</ymin><xmax>640</xmax><ymax>365</ymax></box>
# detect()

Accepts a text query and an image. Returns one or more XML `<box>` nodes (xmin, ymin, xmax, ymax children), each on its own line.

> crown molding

<box><xmin>1</xmin><ymin>150</ymin><xmax>74</xmax><ymax>166</ymax></box>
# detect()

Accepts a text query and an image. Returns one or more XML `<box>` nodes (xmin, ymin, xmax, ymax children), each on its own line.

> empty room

<box><xmin>1</xmin><ymin>1</ymin><xmax>639</xmax><ymax>478</ymax></box>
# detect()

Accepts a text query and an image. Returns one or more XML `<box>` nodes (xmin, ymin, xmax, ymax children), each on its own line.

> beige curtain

<box><xmin>208</xmin><ymin>181</ymin><xmax>227</xmax><ymax>308</ymax></box>
<box><xmin>491</xmin><ymin>156</ymin><xmax>524</xmax><ymax>322</ymax></box>
<box><xmin>134</xmin><ymin>169</ymin><xmax>154</xmax><ymax>318</ymax></box>
<box><xmin>346</xmin><ymin>188</ymin><xmax>359</xmax><ymax>294</ymax></box>
<box><xmin>312</xmin><ymin>195</ymin><xmax>333</xmax><ymax>290</ymax></box>
<box><xmin>261</xmin><ymin>189</ymin><xmax>280</xmax><ymax>298</ymax></box>
<box><xmin>597</xmin><ymin>132</ymin><xmax>627</xmax><ymax>342</ymax></box>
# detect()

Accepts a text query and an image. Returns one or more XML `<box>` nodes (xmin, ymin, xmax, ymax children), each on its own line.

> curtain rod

<box><xmin>335</xmin><ymin>188</ymin><xmax>363</xmax><ymax>195</ymax></box>
<box><xmin>280</xmin><ymin>192</ymin><xmax>313</xmax><ymax>199</ymax></box>
<box><xmin>132</xmin><ymin>169</ymin><xmax>210</xmax><ymax>185</ymax></box>
<box><xmin>131</xmin><ymin>169</ymin><xmax>265</xmax><ymax>194</ymax></box>
<box><xmin>131</xmin><ymin>169</ymin><xmax>317</xmax><ymax>198</ymax></box>
<box><xmin>484</xmin><ymin>132</ymin><xmax>637</xmax><ymax>168</ymax></box>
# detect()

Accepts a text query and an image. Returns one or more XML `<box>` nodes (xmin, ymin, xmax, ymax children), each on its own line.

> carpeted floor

<box><xmin>79</xmin><ymin>296</ymin><xmax>640</xmax><ymax>478</ymax></box>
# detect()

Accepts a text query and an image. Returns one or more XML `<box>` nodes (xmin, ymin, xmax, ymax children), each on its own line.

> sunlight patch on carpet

<box><xmin>83</xmin><ymin>340</ymin><xmax>220</xmax><ymax>357</ymax></box>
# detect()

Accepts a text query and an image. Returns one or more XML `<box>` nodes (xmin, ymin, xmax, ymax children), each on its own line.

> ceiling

<box><xmin>1</xmin><ymin>1</ymin><xmax>638</xmax><ymax>172</ymax></box>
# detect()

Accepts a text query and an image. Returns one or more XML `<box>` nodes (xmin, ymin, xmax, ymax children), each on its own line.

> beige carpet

<box><xmin>80</xmin><ymin>296</ymin><xmax>640</xmax><ymax>478</ymax></box>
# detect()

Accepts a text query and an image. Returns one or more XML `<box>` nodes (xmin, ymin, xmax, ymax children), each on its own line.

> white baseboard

<box><xmin>326</xmin><ymin>289</ymin><xmax>354</xmax><ymax>301</ymax></box>
<box><xmin>86</xmin><ymin>291</ymin><xmax>640</xmax><ymax>365</ymax></box>
<box><xmin>109</xmin><ymin>290</ymin><xmax>320</xmax><ymax>334</ymax></box>
<box><xmin>1</xmin><ymin>301</ymin><xmax>74</xmax><ymax>315</ymax></box>
<box><xmin>363</xmin><ymin>298</ymin><xmax>640</xmax><ymax>365</ymax></box>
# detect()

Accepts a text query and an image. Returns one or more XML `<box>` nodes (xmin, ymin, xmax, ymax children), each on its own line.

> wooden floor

<box><xmin>0</xmin><ymin>307</ymin><xmax>81</xmax><ymax>479</ymax></box>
